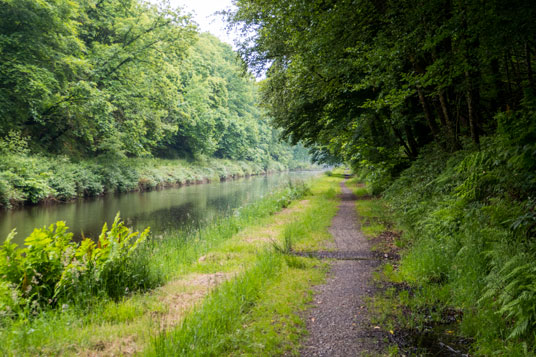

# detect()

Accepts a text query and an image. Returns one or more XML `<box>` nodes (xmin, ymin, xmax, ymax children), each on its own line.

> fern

<box><xmin>483</xmin><ymin>253</ymin><xmax>536</xmax><ymax>340</ymax></box>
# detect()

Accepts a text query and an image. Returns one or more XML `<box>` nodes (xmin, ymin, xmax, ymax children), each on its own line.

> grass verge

<box><xmin>0</xmin><ymin>175</ymin><xmax>340</xmax><ymax>355</ymax></box>
<box><xmin>148</xmin><ymin>176</ymin><xmax>340</xmax><ymax>356</ymax></box>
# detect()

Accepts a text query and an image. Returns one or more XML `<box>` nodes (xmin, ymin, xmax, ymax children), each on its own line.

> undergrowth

<box><xmin>0</xmin><ymin>133</ymin><xmax>313</xmax><ymax>208</ymax></box>
<box><xmin>0</xmin><ymin>214</ymin><xmax>156</xmax><ymax>318</ymax></box>
<box><xmin>368</xmin><ymin>99</ymin><xmax>536</xmax><ymax>355</ymax></box>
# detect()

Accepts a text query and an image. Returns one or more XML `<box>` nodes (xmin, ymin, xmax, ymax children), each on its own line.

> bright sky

<box><xmin>158</xmin><ymin>0</ymin><xmax>239</xmax><ymax>47</ymax></box>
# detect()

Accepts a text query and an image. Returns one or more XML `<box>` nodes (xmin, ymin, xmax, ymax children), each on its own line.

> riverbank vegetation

<box><xmin>0</xmin><ymin>175</ymin><xmax>340</xmax><ymax>355</ymax></box>
<box><xmin>230</xmin><ymin>0</ymin><xmax>536</xmax><ymax>353</ymax></box>
<box><xmin>0</xmin><ymin>0</ymin><xmax>312</xmax><ymax>208</ymax></box>
<box><xmin>150</xmin><ymin>176</ymin><xmax>339</xmax><ymax>356</ymax></box>
<box><xmin>0</xmin><ymin>148</ymin><xmax>310</xmax><ymax>208</ymax></box>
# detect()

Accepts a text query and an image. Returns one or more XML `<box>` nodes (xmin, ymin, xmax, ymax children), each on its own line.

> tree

<box><xmin>229</xmin><ymin>0</ymin><xmax>536</xmax><ymax>174</ymax></box>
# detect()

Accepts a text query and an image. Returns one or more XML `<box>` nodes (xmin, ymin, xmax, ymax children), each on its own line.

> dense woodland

<box><xmin>230</xmin><ymin>0</ymin><xmax>536</xmax><ymax>354</ymax></box>
<box><xmin>0</xmin><ymin>0</ymin><xmax>309</xmax><ymax>207</ymax></box>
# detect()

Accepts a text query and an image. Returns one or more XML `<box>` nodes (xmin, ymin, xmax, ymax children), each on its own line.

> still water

<box><xmin>0</xmin><ymin>171</ymin><xmax>320</xmax><ymax>245</ymax></box>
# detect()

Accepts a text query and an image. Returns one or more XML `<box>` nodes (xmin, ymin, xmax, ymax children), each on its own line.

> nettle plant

<box><xmin>0</xmin><ymin>214</ymin><xmax>150</xmax><ymax>317</ymax></box>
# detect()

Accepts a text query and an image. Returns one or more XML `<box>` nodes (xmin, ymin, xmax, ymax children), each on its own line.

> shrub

<box><xmin>0</xmin><ymin>214</ymin><xmax>155</xmax><ymax>313</ymax></box>
<box><xmin>381</xmin><ymin>114</ymin><xmax>536</xmax><ymax>352</ymax></box>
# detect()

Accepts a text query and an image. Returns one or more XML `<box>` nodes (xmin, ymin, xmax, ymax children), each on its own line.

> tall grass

<box><xmin>141</xmin><ymin>181</ymin><xmax>311</xmax><ymax>281</ymax></box>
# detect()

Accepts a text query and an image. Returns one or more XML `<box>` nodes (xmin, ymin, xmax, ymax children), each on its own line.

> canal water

<box><xmin>0</xmin><ymin>171</ymin><xmax>320</xmax><ymax>245</ymax></box>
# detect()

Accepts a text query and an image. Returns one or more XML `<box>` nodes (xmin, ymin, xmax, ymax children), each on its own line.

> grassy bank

<box><xmin>0</xmin><ymin>175</ymin><xmax>340</xmax><ymax>355</ymax></box>
<box><xmin>149</xmin><ymin>176</ymin><xmax>339</xmax><ymax>356</ymax></box>
<box><xmin>0</xmin><ymin>151</ymin><xmax>315</xmax><ymax>209</ymax></box>
<box><xmin>356</xmin><ymin>124</ymin><xmax>536</xmax><ymax>355</ymax></box>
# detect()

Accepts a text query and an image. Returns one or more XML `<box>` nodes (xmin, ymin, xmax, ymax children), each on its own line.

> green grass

<box><xmin>148</xmin><ymin>176</ymin><xmax>341</xmax><ymax>356</ymax></box>
<box><xmin>346</xmin><ymin>180</ymin><xmax>387</xmax><ymax>239</ymax></box>
<box><xmin>0</xmin><ymin>175</ymin><xmax>341</xmax><ymax>355</ymax></box>
<box><xmin>151</xmin><ymin>251</ymin><xmax>286</xmax><ymax>356</ymax></box>
<box><xmin>324</xmin><ymin>166</ymin><xmax>350</xmax><ymax>179</ymax></box>
<box><xmin>150</xmin><ymin>254</ymin><xmax>328</xmax><ymax>357</ymax></box>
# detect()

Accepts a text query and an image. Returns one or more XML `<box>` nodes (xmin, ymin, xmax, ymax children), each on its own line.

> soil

<box><xmin>300</xmin><ymin>181</ymin><xmax>386</xmax><ymax>356</ymax></box>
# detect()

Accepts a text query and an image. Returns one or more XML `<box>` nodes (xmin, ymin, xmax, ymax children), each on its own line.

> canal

<box><xmin>0</xmin><ymin>171</ymin><xmax>320</xmax><ymax>245</ymax></box>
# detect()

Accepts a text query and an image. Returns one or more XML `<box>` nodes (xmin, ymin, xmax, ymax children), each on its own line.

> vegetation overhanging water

<box><xmin>0</xmin><ymin>171</ymin><xmax>320</xmax><ymax>245</ymax></box>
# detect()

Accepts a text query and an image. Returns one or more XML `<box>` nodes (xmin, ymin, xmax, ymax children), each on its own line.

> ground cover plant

<box><xmin>149</xmin><ymin>175</ymin><xmax>340</xmax><ymax>356</ymax></box>
<box><xmin>360</xmin><ymin>107</ymin><xmax>536</xmax><ymax>354</ymax></box>
<box><xmin>0</xmin><ymin>145</ymin><xmax>308</xmax><ymax>209</ymax></box>
<box><xmin>0</xmin><ymin>176</ymin><xmax>333</xmax><ymax>355</ymax></box>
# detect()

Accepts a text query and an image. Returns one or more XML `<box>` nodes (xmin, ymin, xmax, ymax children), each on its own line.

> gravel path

<box><xmin>300</xmin><ymin>181</ymin><xmax>385</xmax><ymax>356</ymax></box>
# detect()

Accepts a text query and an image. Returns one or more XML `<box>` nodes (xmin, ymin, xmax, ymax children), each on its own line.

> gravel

<box><xmin>300</xmin><ymin>181</ymin><xmax>386</xmax><ymax>356</ymax></box>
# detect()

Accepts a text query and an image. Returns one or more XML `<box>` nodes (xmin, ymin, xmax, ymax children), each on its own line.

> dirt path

<box><xmin>300</xmin><ymin>181</ymin><xmax>385</xmax><ymax>356</ymax></box>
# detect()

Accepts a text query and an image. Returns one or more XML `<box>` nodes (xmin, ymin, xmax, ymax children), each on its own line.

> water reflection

<box><xmin>0</xmin><ymin>171</ymin><xmax>320</xmax><ymax>245</ymax></box>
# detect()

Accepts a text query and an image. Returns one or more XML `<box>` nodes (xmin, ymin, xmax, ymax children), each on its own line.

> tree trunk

<box><xmin>438</xmin><ymin>90</ymin><xmax>460</xmax><ymax>149</ymax></box>
<box><xmin>404</xmin><ymin>124</ymin><xmax>419</xmax><ymax>158</ymax></box>
<box><xmin>390</xmin><ymin>123</ymin><xmax>413</xmax><ymax>159</ymax></box>
<box><xmin>416</xmin><ymin>87</ymin><xmax>440</xmax><ymax>140</ymax></box>
<box><xmin>526</xmin><ymin>42</ymin><xmax>534</xmax><ymax>90</ymax></box>
<box><xmin>465</xmin><ymin>71</ymin><xmax>480</xmax><ymax>147</ymax></box>
<box><xmin>490</xmin><ymin>58</ymin><xmax>506</xmax><ymax>112</ymax></box>
<box><xmin>505</xmin><ymin>51</ymin><xmax>513</xmax><ymax>106</ymax></box>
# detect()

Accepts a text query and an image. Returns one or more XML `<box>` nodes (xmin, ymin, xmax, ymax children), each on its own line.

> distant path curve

<box><xmin>300</xmin><ymin>180</ymin><xmax>384</xmax><ymax>356</ymax></box>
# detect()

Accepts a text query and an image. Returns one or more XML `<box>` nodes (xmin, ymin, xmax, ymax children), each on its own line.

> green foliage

<box><xmin>0</xmin><ymin>174</ymin><xmax>335</xmax><ymax>354</ymax></box>
<box><xmin>0</xmin><ymin>1</ymin><xmax>309</xmax><ymax>168</ymax></box>
<box><xmin>230</xmin><ymin>0</ymin><xmax>536</xmax><ymax>177</ymax></box>
<box><xmin>0</xmin><ymin>153</ymin><xmax>310</xmax><ymax>208</ymax></box>
<box><xmin>227</xmin><ymin>0</ymin><xmax>536</xmax><ymax>353</ymax></box>
<box><xmin>0</xmin><ymin>214</ymin><xmax>155</xmax><ymax>313</ymax></box>
<box><xmin>379</xmin><ymin>107</ymin><xmax>536</xmax><ymax>352</ymax></box>
<box><xmin>482</xmin><ymin>253</ymin><xmax>536</xmax><ymax>341</ymax></box>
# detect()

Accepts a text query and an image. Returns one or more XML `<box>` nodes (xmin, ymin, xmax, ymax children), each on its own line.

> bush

<box><xmin>0</xmin><ymin>155</ymin><xmax>293</xmax><ymax>207</ymax></box>
<box><xmin>0</xmin><ymin>214</ymin><xmax>156</xmax><ymax>313</ymax></box>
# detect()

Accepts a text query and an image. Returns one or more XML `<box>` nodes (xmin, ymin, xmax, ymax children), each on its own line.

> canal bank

<box><xmin>0</xmin><ymin>155</ymin><xmax>317</xmax><ymax>211</ymax></box>
<box><xmin>1</xmin><ymin>171</ymin><xmax>320</xmax><ymax>244</ymax></box>
<box><xmin>0</xmin><ymin>174</ymin><xmax>341</xmax><ymax>356</ymax></box>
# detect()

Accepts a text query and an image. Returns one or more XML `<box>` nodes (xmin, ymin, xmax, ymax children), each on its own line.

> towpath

<box><xmin>300</xmin><ymin>180</ymin><xmax>385</xmax><ymax>356</ymax></box>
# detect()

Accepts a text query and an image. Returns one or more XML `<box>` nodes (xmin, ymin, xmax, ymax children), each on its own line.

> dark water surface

<box><xmin>1</xmin><ymin>171</ymin><xmax>320</xmax><ymax>245</ymax></box>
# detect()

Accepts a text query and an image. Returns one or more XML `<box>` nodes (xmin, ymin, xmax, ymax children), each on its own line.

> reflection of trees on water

<box><xmin>0</xmin><ymin>172</ymin><xmax>319</xmax><ymax>245</ymax></box>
